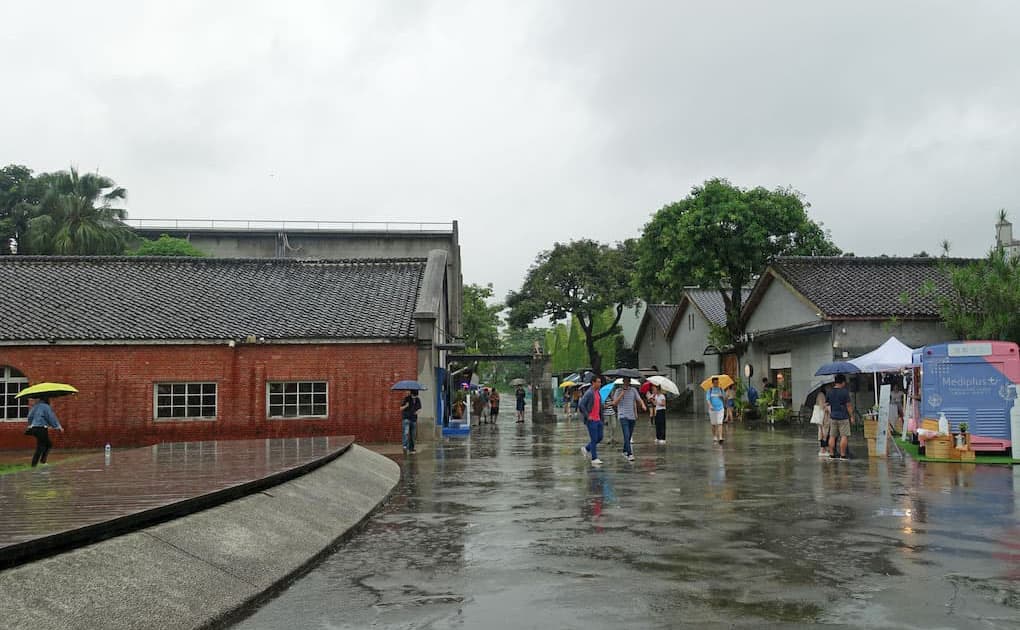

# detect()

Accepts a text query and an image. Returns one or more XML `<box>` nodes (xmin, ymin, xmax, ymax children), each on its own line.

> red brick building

<box><xmin>0</xmin><ymin>253</ymin><xmax>455</xmax><ymax>449</ymax></box>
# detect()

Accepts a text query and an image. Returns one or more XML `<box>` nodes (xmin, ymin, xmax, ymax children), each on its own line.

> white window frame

<box><xmin>266</xmin><ymin>381</ymin><xmax>328</xmax><ymax>419</ymax></box>
<box><xmin>153</xmin><ymin>382</ymin><xmax>218</xmax><ymax>421</ymax></box>
<box><xmin>1</xmin><ymin>366</ymin><xmax>30</xmax><ymax>422</ymax></box>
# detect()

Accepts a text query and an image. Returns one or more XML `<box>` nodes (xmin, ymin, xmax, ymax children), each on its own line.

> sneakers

<box><xmin>591</xmin><ymin>458</ymin><xmax>603</xmax><ymax>466</ymax></box>
<box><xmin>818</xmin><ymin>449</ymin><xmax>829</xmax><ymax>457</ymax></box>
<box><xmin>627</xmin><ymin>453</ymin><xmax>635</xmax><ymax>462</ymax></box>
<box><xmin>655</xmin><ymin>439</ymin><xmax>666</xmax><ymax>445</ymax></box>
<box><xmin>580</xmin><ymin>445</ymin><xmax>591</xmax><ymax>460</ymax></box>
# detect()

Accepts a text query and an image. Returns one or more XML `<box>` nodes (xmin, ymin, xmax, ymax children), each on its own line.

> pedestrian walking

<box><xmin>489</xmin><ymin>389</ymin><xmax>501</xmax><ymax>423</ymax></box>
<box><xmin>826</xmin><ymin>374</ymin><xmax>854</xmax><ymax>459</ymax></box>
<box><xmin>652</xmin><ymin>384</ymin><xmax>667</xmax><ymax>443</ymax></box>
<box><xmin>515</xmin><ymin>385</ymin><xmax>526</xmax><ymax>423</ymax></box>
<box><xmin>25</xmin><ymin>395</ymin><xmax>63</xmax><ymax>467</ymax></box>
<box><xmin>724</xmin><ymin>385</ymin><xmax>736</xmax><ymax>423</ymax></box>
<box><xmin>472</xmin><ymin>390</ymin><xmax>485</xmax><ymax>426</ymax></box>
<box><xmin>401</xmin><ymin>389</ymin><xmax>421</xmax><ymax>454</ymax></box>
<box><xmin>611</xmin><ymin>377</ymin><xmax>646</xmax><ymax>461</ymax></box>
<box><xmin>706</xmin><ymin>377</ymin><xmax>726</xmax><ymax>443</ymax></box>
<box><xmin>480</xmin><ymin>387</ymin><xmax>491</xmax><ymax>423</ymax></box>
<box><xmin>578</xmin><ymin>375</ymin><xmax>606</xmax><ymax>466</ymax></box>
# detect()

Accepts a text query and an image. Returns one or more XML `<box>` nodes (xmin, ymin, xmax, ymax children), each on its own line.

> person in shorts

<box><xmin>826</xmin><ymin>374</ymin><xmax>854</xmax><ymax>459</ymax></box>
<box><xmin>706</xmin><ymin>377</ymin><xmax>726</xmax><ymax>443</ymax></box>
<box><xmin>489</xmin><ymin>389</ymin><xmax>500</xmax><ymax>422</ymax></box>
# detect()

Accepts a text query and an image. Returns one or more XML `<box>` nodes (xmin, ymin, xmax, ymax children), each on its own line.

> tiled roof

<box><xmin>646</xmin><ymin>304</ymin><xmax>678</xmax><ymax>334</ymax></box>
<box><xmin>0</xmin><ymin>256</ymin><xmax>426</xmax><ymax>342</ymax></box>
<box><xmin>764</xmin><ymin>256</ymin><xmax>967</xmax><ymax>318</ymax></box>
<box><xmin>686</xmin><ymin>289</ymin><xmax>752</xmax><ymax>326</ymax></box>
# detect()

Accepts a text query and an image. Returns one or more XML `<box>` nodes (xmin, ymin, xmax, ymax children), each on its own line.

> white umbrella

<box><xmin>646</xmin><ymin>375</ymin><xmax>680</xmax><ymax>396</ymax></box>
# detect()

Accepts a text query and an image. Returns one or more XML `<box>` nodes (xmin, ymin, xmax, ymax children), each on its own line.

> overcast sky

<box><xmin>3</xmin><ymin>1</ymin><xmax>1019</xmax><ymax>302</ymax></box>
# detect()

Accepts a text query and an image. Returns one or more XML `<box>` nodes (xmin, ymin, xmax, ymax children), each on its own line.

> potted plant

<box><xmin>452</xmin><ymin>390</ymin><xmax>467</xmax><ymax>419</ymax></box>
<box><xmin>956</xmin><ymin>422</ymin><xmax>969</xmax><ymax>448</ymax></box>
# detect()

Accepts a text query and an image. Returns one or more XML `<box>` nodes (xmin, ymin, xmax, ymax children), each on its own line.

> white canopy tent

<box><xmin>849</xmin><ymin>336</ymin><xmax>916</xmax><ymax>448</ymax></box>
<box><xmin>850</xmin><ymin>336</ymin><xmax>915</xmax><ymax>372</ymax></box>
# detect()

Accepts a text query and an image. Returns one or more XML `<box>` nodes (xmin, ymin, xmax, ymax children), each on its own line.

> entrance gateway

<box><xmin>443</xmin><ymin>352</ymin><xmax>555</xmax><ymax>435</ymax></box>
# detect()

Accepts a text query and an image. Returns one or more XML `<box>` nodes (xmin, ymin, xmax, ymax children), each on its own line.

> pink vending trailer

<box><xmin>916</xmin><ymin>341</ymin><xmax>1020</xmax><ymax>452</ymax></box>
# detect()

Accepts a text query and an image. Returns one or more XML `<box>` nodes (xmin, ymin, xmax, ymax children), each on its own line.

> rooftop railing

<box><xmin>125</xmin><ymin>218</ymin><xmax>455</xmax><ymax>233</ymax></box>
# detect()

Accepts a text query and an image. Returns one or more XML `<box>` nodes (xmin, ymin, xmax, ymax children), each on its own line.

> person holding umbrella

<box><xmin>393</xmin><ymin>380</ymin><xmax>425</xmax><ymax>454</ymax></box>
<box><xmin>706</xmin><ymin>377</ymin><xmax>726</xmax><ymax>443</ymax></box>
<box><xmin>611</xmin><ymin>377</ymin><xmax>646</xmax><ymax>462</ymax></box>
<box><xmin>25</xmin><ymin>395</ymin><xmax>63</xmax><ymax>467</ymax></box>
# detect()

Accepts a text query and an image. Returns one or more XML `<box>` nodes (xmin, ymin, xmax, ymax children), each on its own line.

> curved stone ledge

<box><xmin>0</xmin><ymin>445</ymin><xmax>400</xmax><ymax>630</ymax></box>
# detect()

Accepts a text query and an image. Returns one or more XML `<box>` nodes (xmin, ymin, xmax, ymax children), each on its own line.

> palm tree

<box><xmin>26</xmin><ymin>167</ymin><xmax>136</xmax><ymax>255</ymax></box>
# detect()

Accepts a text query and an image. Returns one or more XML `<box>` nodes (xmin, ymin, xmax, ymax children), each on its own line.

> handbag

<box><xmin>810</xmin><ymin>406</ymin><xmax>824</xmax><ymax>425</ymax></box>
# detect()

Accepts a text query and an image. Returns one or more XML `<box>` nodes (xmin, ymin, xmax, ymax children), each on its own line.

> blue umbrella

<box><xmin>814</xmin><ymin>361</ymin><xmax>860</xmax><ymax>376</ymax></box>
<box><xmin>599</xmin><ymin>382</ymin><xmax>617</xmax><ymax>401</ymax></box>
<box><xmin>391</xmin><ymin>380</ymin><xmax>428</xmax><ymax>391</ymax></box>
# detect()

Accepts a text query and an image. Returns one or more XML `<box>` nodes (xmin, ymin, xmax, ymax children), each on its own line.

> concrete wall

<box><xmin>745</xmin><ymin>278</ymin><xmax>819</xmax><ymax>333</ymax></box>
<box><xmin>0</xmin><ymin>445</ymin><xmax>400</xmax><ymax>630</ymax></box>
<box><xmin>837</xmin><ymin>319</ymin><xmax>952</xmax><ymax>358</ymax></box>
<box><xmin>636</xmin><ymin>323</ymin><xmax>671</xmax><ymax>378</ymax></box>
<box><xmin>745</xmin><ymin>330</ymin><xmax>833</xmax><ymax>414</ymax></box>
<box><xmin>669</xmin><ymin>305</ymin><xmax>720</xmax><ymax>414</ymax></box>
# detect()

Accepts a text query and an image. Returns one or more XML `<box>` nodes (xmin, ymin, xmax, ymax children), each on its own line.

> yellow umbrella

<box><xmin>700</xmin><ymin>374</ymin><xmax>734</xmax><ymax>391</ymax></box>
<box><xmin>559</xmin><ymin>381</ymin><xmax>576</xmax><ymax>388</ymax></box>
<box><xmin>15</xmin><ymin>382</ymin><xmax>79</xmax><ymax>399</ymax></box>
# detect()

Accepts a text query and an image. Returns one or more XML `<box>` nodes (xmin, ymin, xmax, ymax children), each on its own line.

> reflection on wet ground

<box><xmin>233</xmin><ymin>417</ymin><xmax>1020</xmax><ymax>629</ymax></box>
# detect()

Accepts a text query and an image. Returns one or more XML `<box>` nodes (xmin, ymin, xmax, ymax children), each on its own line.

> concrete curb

<box><xmin>0</xmin><ymin>445</ymin><xmax>401</xmax><ymax>630</ymax></box>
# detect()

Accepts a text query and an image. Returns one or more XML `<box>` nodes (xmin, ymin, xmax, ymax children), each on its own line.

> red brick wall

<box><xmin>0</xmin><ymin>343</ymin><xmax>417</xmax><ymax>449</ymax></box>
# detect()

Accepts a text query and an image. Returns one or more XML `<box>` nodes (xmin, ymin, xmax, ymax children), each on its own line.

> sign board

<box><xmin>948</xmin><ymin>342</ymin><xmax>993</xmax><ymax>357</ymax></box>
<box><xmin>876</xmin><ymin>384</ymin><xmax>890</xmax><ymax>456</ymax></box>
<box><xmin>769</xmin><ymin>352</ymin><xmax>792</xmax><ymax>370</ymax></box>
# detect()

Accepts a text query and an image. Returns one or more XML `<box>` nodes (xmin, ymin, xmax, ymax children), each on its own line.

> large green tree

<box><xmin>462</xmin><ymin>283</ymin><xmax>502</xmax><ymax>354</ymax></box>
<box><xmin>924</xmin><ymin>247</ymin><xmax>1020</xmax><ymax>343</ymax></box>
<box><xmin>507</xmin><ymin>239</ymin><xmax>637</xmax><ymax>374</ymax></box>
<box><xmin>0</xmin><ymin>164</ymin><xmax>42</xmax><ymax>254</ymax></box>
<box><xmin>635</xmin><ymin>178</ymin><xmax>840</xmax><ymax>348</ymax></box>
<box><xmin>26</xmin><ymin>167</ymin><xmax>135</xmax><ymax>255</ymax></box>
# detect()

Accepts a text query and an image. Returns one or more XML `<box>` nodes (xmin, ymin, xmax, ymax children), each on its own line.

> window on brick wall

<box><xmin>267</xmin><ymin>381</ymin><xmax>328</xmax><ymax>418</ymax></box>
<box><xmin>1</xmin><ymin>366</ymin><xmax>30</xmax><ymax>421</ymax></box>
<box><xmin>154</xmin><ymin>382</ymin><xmax>217</xmax><ymax>420</ymax></box>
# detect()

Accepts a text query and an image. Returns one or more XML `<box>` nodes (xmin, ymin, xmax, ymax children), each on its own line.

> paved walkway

<box><xmin>232</xmin><ymin>417</ymin><xmax>1020</xmax><ymax>629</ymax></box>
<box><xmin>0</xmin><ymin>436</ymin><xmax>352</xmax><ymax>568</ymax></box>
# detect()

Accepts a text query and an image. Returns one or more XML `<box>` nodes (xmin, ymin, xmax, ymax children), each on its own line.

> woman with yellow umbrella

<box><xmin>701</xmin><ymin>375</ymin><xmax>733</xmax><ymax>444</ymax></box>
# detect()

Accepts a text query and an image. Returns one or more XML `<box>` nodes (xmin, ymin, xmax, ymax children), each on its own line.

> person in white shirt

<box><xmin>651</xmin><ymin>384</ymin><xmax>668</xmax><ymax>444</ymax></box>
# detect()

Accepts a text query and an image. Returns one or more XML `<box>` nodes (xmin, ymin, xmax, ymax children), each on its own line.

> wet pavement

<box><xmin>232</xmin><ymin>415</ymin><xmax>1020</xmax><ymax>629</ymax></box>
<box><xmin>0</xmin><ymin>436</ymin><xmax>352</xmax><ymax>568</ymax></box>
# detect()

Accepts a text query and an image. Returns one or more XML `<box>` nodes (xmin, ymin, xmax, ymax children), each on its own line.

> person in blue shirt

<box><xmin>25</xmin><ymin>396</ymin><xmax>63</xmax><ymax>467</ymax></box>
<box><xmin>826</xmin><ymin>374</ymin><xmax>854</xmax><ymax>459</ymax></box>
<box><xmin>706</xmin><ymin>377</ymin><xmax>726</xmax><ymax>443</ymax></box>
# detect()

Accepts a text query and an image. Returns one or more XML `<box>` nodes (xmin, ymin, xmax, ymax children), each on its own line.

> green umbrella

<box><xmin>15</xmin><ymin>382</ymin><xmax>79</xmax><ymax>399</ymax></box>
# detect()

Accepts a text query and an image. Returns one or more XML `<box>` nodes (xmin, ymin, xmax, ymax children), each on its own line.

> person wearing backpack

<box><xmin>401</xmin><ymin>390</ymin><xmax>422</xmax><ymax>454</ymax></box>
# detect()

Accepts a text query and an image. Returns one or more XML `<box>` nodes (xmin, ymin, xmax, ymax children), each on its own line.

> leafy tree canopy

<box><xmin>928</xmin><ymin>247</ymin><xmax>1020</xmax><ymax>343</ymax></box>
<box><xmin>462</xmin><ymin>283</ymin><xmax>502</xmax><ymax>354</ymax></box>
<box><xmin>507</xmin><ymin>239</ymin><xmax>637</xmax><ymax>373</ymax></box>
<box><xmin>635</xmin><ymin>178</ymin><xmax>840</xmax><ymax>346</ymax></box>
<box><xmin>2</xmin><ymin>164</ymin><xmax>135</xmax><ymax>255</ymax></box>
<box><xmin>129</xmin><ymin>234</ymin><xmax>206</xmax><ymax>257</ymax></box>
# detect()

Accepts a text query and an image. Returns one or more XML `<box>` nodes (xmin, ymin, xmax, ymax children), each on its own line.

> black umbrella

<box><xmin>604</xmin><ymin>368</ymin><xmax>642</xmax><ymax>380</ymax></box>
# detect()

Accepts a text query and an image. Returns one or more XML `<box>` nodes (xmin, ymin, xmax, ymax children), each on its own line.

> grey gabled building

<box><xmin>740</xmin><ymin>256</ymin><xmax>959</xmax><ymax>414</ymax></box>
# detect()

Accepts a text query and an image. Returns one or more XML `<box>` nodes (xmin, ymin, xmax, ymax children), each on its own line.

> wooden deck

<box><xmin>0</xmin><ymin>435</ymin><xmax>353</xmax><ymax>569</ymax></box>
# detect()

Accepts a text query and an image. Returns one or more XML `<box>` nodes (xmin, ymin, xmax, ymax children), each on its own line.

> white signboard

<box><xmin>948</xmin><ymin>342</ymin><xmax>993</xmax><ymax>357</ymax></box>
<box><xmin>876</xmin><ymin>384</ymin><xmax>890</xmax><ymax>456</ymax></box>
